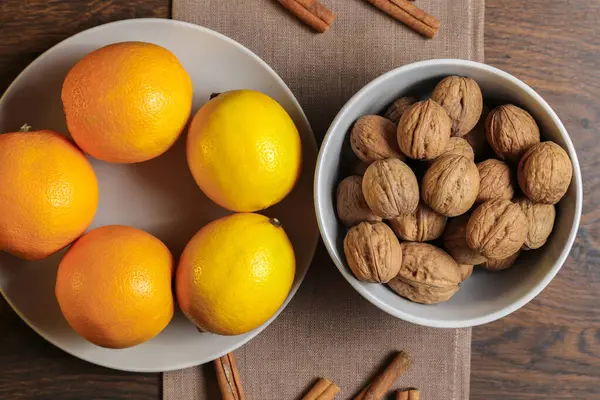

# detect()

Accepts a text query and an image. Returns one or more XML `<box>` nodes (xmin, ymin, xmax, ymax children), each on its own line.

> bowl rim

<box><xmin>314</xmin><ymin>58</ymin><xmax>583</xmax><ymax>328</ymax></box>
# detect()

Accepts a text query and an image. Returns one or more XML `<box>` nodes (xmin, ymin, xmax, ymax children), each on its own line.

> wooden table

<box><xmin>1</xmin><ymin>1</ymin><xmax>599</xmax><ymax>399</ymax></box>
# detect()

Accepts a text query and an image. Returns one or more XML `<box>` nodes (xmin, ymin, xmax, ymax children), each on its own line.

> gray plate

<box><xmin>0</xmin><ymin>18</ymin><xmax>319</xmax><ymax>372</ymax></box>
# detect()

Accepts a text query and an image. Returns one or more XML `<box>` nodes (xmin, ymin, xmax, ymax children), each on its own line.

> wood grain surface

<box><xmin>1</xmin><ymin>0</ymin><xmax>599</xmax><ymax>399</ymax></box>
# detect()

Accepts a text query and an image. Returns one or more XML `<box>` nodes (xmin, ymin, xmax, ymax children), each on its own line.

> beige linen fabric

<box><xmin>166</xmin><ymin>1</ymin><xmax>483</xmax><ymax>398</ymax></box>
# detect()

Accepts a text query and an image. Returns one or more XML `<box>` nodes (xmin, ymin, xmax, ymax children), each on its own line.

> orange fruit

<box><xmin>187</xmin><ymin>90</ymin><xmax>302</xmax><ymax>212</ymax></box>
<box><xmin>62</xmin><ymin>41</ymin><xmax>193</xmax><ymax>164</ymax></box>
<box><xmin>176</xmin><ymin>213</ymin><xmax>295</xmax><ymax>335</ymax></box>
<box><xmin>55</xmin><ymin>225</ymin><xmax>174</xmax><ymax>349</ymax></box>
<box><xmin>0</xmin><ymin>129</ymin><xmax>98</xmax><ymax>260</ymax></box>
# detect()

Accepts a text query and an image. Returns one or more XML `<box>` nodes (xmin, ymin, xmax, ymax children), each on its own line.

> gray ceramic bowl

<box><xmin>314</xmin><ymin>59</ymin><xmax>582</xmax><ymax>328</ymax></box>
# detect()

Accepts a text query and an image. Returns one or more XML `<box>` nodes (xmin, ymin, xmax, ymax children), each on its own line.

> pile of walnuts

<box><xmin>338</xmin><ymin>76</ymin><xmax>573</xmax><ymax>305</ymax></box>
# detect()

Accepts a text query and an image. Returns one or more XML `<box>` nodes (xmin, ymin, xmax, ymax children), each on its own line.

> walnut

<box><xmin>431</xmin><ymin>76</ymin><xmax>483</xmax><ymax>137</ymax></box>
<box><xmin>350</xmin><ymin>115</ymin><xmax>403</xmax><ymax>163</ymax></box>
<box><xmin>388</xmin><ymin>202</ymin><xmax>447</xmax><ymax>242</ymax></box>
<box><xmin>397</xmin><ymin>99</ymin><xmax>452</xmax><ymax>160</ymax></box>
<box><xmin>336</xmin><ymin>176</ymin><xmax>382</xmax><ymax>227</ymax></box>
<box><xmin>486</xmin><ymin>105</ymin><xmax>540</xmax><ymax>162</ymax></box>
<box><xmin>384</xmin><ymin>96</ymin><xmax>417</xmax><ymax>124</ymax></box>
<box><xmin>421</xmin><ymin>155</ymin><xmax>480</xmax><ymax>217</ymax></box>
<box><xmin>517</xmin><ymin>141</ymin><xmax>573</xmax><ymax>205</ymax></box>
<box><xmin>466</xmin><ymin>199</ymin><xmax>528</xmax><ymax>259</ymax></box>
<box><xmin>362</xmin><ymin>158</ymin><xmax>419</xmax><ymax>219</ymax></box>
<box><xmin>481</xmin><ymin>252</ymin><xmax>520</xmax><ymax>271</ymax></box>
<box><xmin>515</xmin><ymin>197</ymin><xmax>556</xmax><ymax>250</ymax></box>
<box><xmin>388</xmin><ymin>243</ymin><xmax>461</xmax><ymax>304</ymax></box>
<box><xmin>343</xmin><ymin>222</ymin><xmax>402</xmax><ymax>283</ymax></box>
<box><xmin>428</xmin><ymin>137</ymin><xmax>474</xmax><ymax>165</ymax></box>
<box><xmin>464</xmin><ymin>106</ymin><xmax>492</xmax><ymax>162</ymax></box>
<box><xmin>458</xmin><ymin>264</ymin><xmax>474</xmax><ymax>281</ymax></box>
<box><xmin>443</xmin><ymin>214</ymin><xmax>486</xmax><ymax>265</ymax></box>
<box><xmin>476</xmin><ymin>159</ymin><xmax>515</xmax><ymax>202</ymax></box>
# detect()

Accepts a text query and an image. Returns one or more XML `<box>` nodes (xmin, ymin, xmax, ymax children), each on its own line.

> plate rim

<box><xmin>0</xmin><ymin>17</ymin><xmax>320</xmax><ymax>372</ymax></box>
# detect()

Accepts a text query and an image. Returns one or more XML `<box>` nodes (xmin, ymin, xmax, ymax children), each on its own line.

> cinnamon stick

<box><xmin>365</xmin><ymin>0</ymin><xmax>440</xmax><ymax>38</ymax></box>
<box><xmin>354</xmin><ymin>351</ymin><xmax>412</xmax><ymax>400</ymax></box>
<box><xmin>302</xmin><ymin>377</ymin><xmax>341</xmax><ymax>400</ymax></box>
<box><xmin>397</xmin><ymin>389</ymin><xmax>419</xmax><ymax>400</ymax></box>
<box><xmin>276</xmin><ymin>0</ymin><xmax>337</xmax><ymax>33</ymax></box>
<box><xmin>214</xmin><ymin>353</ymin><xmax>245</xmax><ymax>400</ymax></box>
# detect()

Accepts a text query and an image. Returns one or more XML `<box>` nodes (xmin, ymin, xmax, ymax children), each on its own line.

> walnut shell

<box><xmin>481</xmin><ymin>251</ymin><xmax>521</xmax><ymax>271</ymax></box>
<box><xmin>466</xmin><ymin>199</ymin><xmax>528</xmax><ymax>259</ymax></box>
<box><xmin>350</xmin><ymin>115</ymin><xmax>403</xmax><ymax>163</ymax></box>
<box><xmin>431</xmin><ymin>76</ymin><xmax>483</xmax><ymax>137</ymax></box>
<box><xmin>343</xmin><ymin>222</ymin><xmax>402</xmax><ymax>283</ymax></box>
<box><xmin>458</xmin><ymin>264</ymin><xmax>474</xmax><ymax>281</ymax></box>
<box><xmin>397</xmin><ymin>99</ymin><xmax>452</xmax><ymax>160</ymax></box>
<box><xmin>421</xmin><ymin>155</ymin><xmax>480</xmax><ymax>217</ymax></box>
<box><xmin>443</xmin><ymin>214</ymin><xmax>487</xmax><ymax>265</ymax></box>
<box><xmin>384</xmin><ymin>97</ymin><xmax>417</xmax><ymax>124</ymax></box>
<box><xmin>388</xmin><ymin>243</ymin><xmax>461</xmax><ymax>304</ymax></box>
<box><xmin>362</xmin><ymin>158</ymin><xmax>419</xmax><ymax>219</ymax></box>
<box><xmin>464</xmin><ymin>106</ymin><xmax>492</xmax><ymax>162</ymax></box>
<box><xmin>515</xmin><ymin>197</ymin><xmax>556</xmax><ymax>250</ymax></box>
<box><xmin>517</xmin><ymin>141</ymin><xmax>573</xmax><ymax>205</ymax></box>
<box><xmin>388</xmin><ymin>202</ymin><xmax>447</xmax><ymax>242</ymax></box>
<box><xmin>428</xmin><ymin>137</ymin><xmax>474</xmax><ymax>165</ymax></box>
<box><xmin>476</xmin><ymin>159</ymin><xmax>515</xmax><ymax>203</ymax></box>
<box><xmin>486</xmin><ymin>105</ymin><xmax>540</xmax><ymax>162</ymax></box>
<box><xmin>336</xmin><ymin>176</ymin><xmax>382</xmax><ymax>227</ymax></box>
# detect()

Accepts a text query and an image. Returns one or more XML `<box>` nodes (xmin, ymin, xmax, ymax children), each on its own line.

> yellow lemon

<box><xmin>186</xmin><ymin>90</ymin><xmax>302</xmax><ymax>212</ymax></box>
<box><xmin>176</xmin><ymin>213</ymin><xmax>295</xmax><ymax>335</ymax></box>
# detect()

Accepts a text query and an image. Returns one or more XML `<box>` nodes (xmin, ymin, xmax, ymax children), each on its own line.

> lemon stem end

<box><xmin>269</xmin><ymin>218</ymin><xmax>282</xmax><ymax>228</ymax></box>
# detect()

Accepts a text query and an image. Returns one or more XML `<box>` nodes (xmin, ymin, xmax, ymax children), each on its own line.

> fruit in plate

<box><xmin>0</xmin><ymin>129</ymin><xmax>98</xmax><ymax>260</ymax></box>
<box><xmin>55</xmin><ymin>225</ymin><xmax>174</xmax><ymax>349</ymax></box>
<box><xmin>176</xmin><ymin>213</ymin><xmax>295</xmax><ymax>335</ymax></box>
<box><xmin>61</xmin><ymin>41</ymin><xmax>193</xmax><ymax>163</ymax></box>
<box><xmin>187</xmin><ymin>90</ymin><xmax>302</xmax><ymax>212</ymax></box>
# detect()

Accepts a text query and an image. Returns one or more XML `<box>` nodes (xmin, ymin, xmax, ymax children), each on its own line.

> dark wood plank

<box><xmin>471</xmin><ymin>0</ymin><xmax>600</xmax><ymax>399</ymax></box>
<box><xmin>1</xmin><ymin>0</ymin><xmax>600</xmax><ymax>399</ymax></box>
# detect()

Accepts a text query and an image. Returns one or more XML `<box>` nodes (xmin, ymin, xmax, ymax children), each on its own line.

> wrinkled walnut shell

<box><xmin>351</xmin><ymin>115</ymin><xmax>403</xmax><ymax>163</ymax></box>
<box><xmin>476</xmin><ymin>159</ymin><xmax>515</xmax><ymax>202</ymax></box>
<box><xmin>486</xmin><ymin>105</ymin><xmax>540</xmax><ymax>162</ymax></box>
<box><xmin>517</xmin><ymin>141</ymin><xmax>573</xmax><ymax>205</ymax></box>
<box><xmin>481</xmin><ymin>252</ymin><xmax>521</xmax><ymax>271</ymax></box>
<box><xmin>388</xmin><ymin>202</ymin><xmax>447</xmax><ymax>242</ymax></box>
<box><xmin>343</xmin><ymin>222</ymin><xmax>402</xmax><ymax>283</ymax></box>
<box><xmin>422</xmin><ymin>155</ymin><xmax>480</xmax><ymax>217</ymax></box>
<box><xmin>397</xmin><ymin>99</ymin><xmax>452</xmax><ymax>160</ymax></box>
<box><xmin>428</xmin><ymin>137</ymin><xmax>474</xmax><ymax>165</ymax></box>
<box><xmin>443</xmin><ymin>214</ymin><xmax>487</xmax><ymax>265</ymax></box>
<box><xmin>388</xmin><ymin>243</ymin><xmax>461</xmax><ymax>304</ymax></box>
<box><xmin>466</xmin><ymin>199</ymin><xmax>528</xmax><ymax>259</ymax></box>
<box><xmin>515</xmin><ymin>197</ymin><xmax>556</xmax><ymax>250</ymax></box>
<box><xmin>431</xmin><ymin>76</ymin><xmax>483</xmax><ymax>137</ymax></box>
<box><xmin>458</xmin><ymin>264</ymin><xmax>474</xmax><ymax>281</ymax></box>
<box><xmin>362</xmin><ymin>158</ymin><xmax>420</xmax><ymax>219</ymax></box>
<box><xmin>336</xmin><ymin>176</ymin><xmax>382</xmax><ymax>227</ymax></box>
<box><xmin>384</xmin><ymin>97</ymin><xmax>417</xmax><ymax>124</ymax></box>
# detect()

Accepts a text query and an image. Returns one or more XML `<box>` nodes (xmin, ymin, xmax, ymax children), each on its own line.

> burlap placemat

<box><xmin>166</xmin><ymin>1</ymin><xmax>483</xmax><ymax>398</ymax></box>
